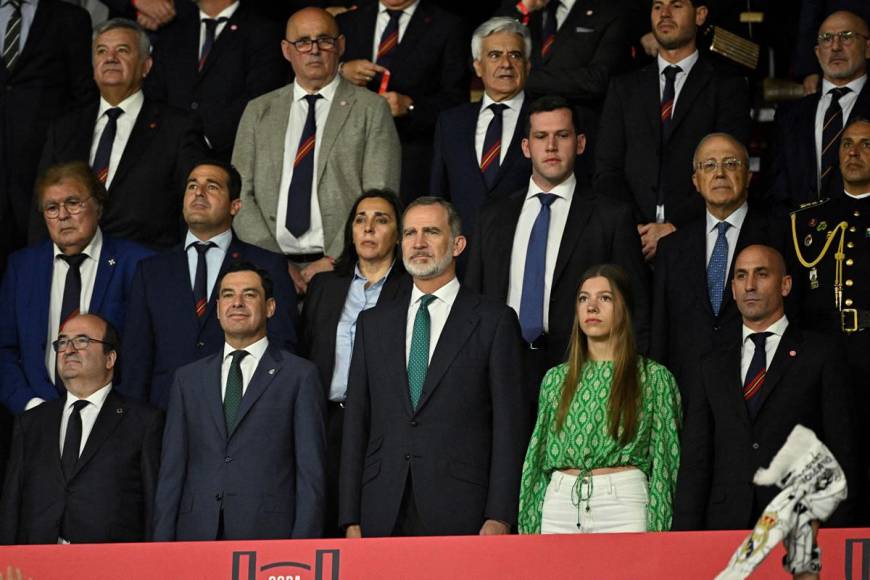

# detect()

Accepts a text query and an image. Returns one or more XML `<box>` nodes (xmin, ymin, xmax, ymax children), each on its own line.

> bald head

<box><xmin>282</xmin><ymin>7</ymin><xmax>344</xmax><ymax>92</ymax></box>
<box><xmin>731</xmin><ymin>245</ymin><xmax>791</xmax><ymax>330</ymax></box>
<box><xmin>815</xmin><ymin>10</ymin><xmax>870</xmax><ymax>85</ymax></box>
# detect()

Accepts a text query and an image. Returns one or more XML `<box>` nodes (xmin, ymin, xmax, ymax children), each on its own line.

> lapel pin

<box><xmin>108</xmin><ymin>258</ymin><xmax>116</xmax><ymax>266</ymax></box>
<box><xmin>340</xmin><ymin>100</ymin><xmax>348</xmax><ymax>107</ymax></box>
<box><xmin>231</xmin><ymin>252</ymin><xmax>240</xmax><ymax>259</ymax></box>
<box><xmin>789</xmin><ymin>350</ymin><xmax>796</xmax><ymax>357</ymax></box>
<box><xmin>586</xmin><ymin>9</ymin><xmax>594</xmax><ymax>15</ymax></box>
<box><xmin>268</xmin><ymin>368</ymin><xmax>276</xmax><ymax>375</ymax></box>
<box><xmin>116</xmin><ymin>407</ymin><xmax>124</xmax><ymax>414</ymax></box>
<box><xmin>230</xmin><ymin>24</ymin><xmax>238</xmax><ymax>31</ymax></box>
<box><xmin>149</xmin><ymin>122</ymin><xmax>157</xmax><ymax>129</ymax></box>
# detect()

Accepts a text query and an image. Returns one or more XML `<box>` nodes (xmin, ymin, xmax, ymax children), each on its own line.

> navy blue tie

<box><xmin>707</xmin><ymin>221</ymin><xmax>730</xmax><ymax>316</ymax></box>
<box><xmin>541</xmin><ymin>0</ymin><xmax>559</xmax><ymax>57</ymax></box>
<box><xmin>481</xmin><ymin>103</ymin><xmax>507</xmax><ymax>189</ymax></box>
<box><xmin>375</xmin><ymin>9</ymin><xmax>403</xmax><ymax>70</ymax></box>
<box><xmin>199</xmin><ymin>17</ymin><xmax>228</xmax><ymax>71</ymax></box>
<box><xmin>519</xmin><ymin>193</ymin><xmax>557</xmax><ymax>344</ymax></box>
<box><xmin>92</xmin><ymin>108</ymin><xmax>123</xmax><ymax>185</ymax></box>
<box><xmin>285</xmin><ymin>94</ymin><xmax>321</xmax><ymax>237</ymax></box>
<box><xmin>820</xmin><ymin>87</ymin><xmax>851</xmax><ymax>195</ymax></box>
<box><xmin>743</xmin><ymin>332</ymin><xmax>772</xmax><ymax>419</ymax></box>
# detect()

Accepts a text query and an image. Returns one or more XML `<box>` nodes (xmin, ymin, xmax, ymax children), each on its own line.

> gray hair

<box><xmin>471</xmin><ymin>17</ymin><xmax>532</xmax><ymax>60</ymax></box>
<box><xmin>93</xmin><ymin>18</ymin><xmax>152</xmax><ymax>58</ymax></box>
<box><xmin>404</xmin><ymin>196</ymin><xmax>462</xmax><ymax>239</ymax></box>
<box><xmin>692</xmin><ymin>132</ymin><xmax>749</xmax><ymax>166</ymax></box>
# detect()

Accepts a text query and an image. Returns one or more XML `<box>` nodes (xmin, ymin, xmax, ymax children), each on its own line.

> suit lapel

<box><xmin>70</xmin><ymin>390</ymin><xmax>125</xmax><ymax>480</ymax></box>
<box><xmin>753</xmin><ymin>325</ymin><xmax>800</xmax><ymax>418</ymax></box>
<box><xmin>202</xmin><ymin>236</ymin><xmax>244</xmax><ymax>323</ymax></box>
<box><xmin>667</xmin><ymin>60</ymin><xmax>713</xmax><ymax>140</ymax></box>
<box><xmin>463</xmin><ymin>102</ymin><xmax>488</xmax><ymax>193</ymax></box>
<box><xmin>317</xmin><ymin>79</ymin><xmax>354</xmax><ymax>184</ymax></box>
<box><xmin>711</xmin><ymin>344</ymin><xmax>751</xmax><ymax>429</ymax></box>
<box><xmin>46</xmin><ymin>400</ymin><xmax>66</xmax><ymax>481</ymax></box>
<box><xmin>381</xmin><ymin>295</ymin><xmax>413</xmax><ymax>416</ymax></box>
<box><xmin>491</xmin><ymin>96</ymin><xmax>529</xmax><ymax>192</ymax></box>
<box><xmin>551</xmin><ymin>188</ymin><xmax>594</xmax><ymax>288</ymax></box>
<box><xmin>10</xmin><ymin>0</ymin><xmax>48</xmax><ymax>73</ymax></box>
<box><xmin>88</xmin><ymin>235</ymin><xmax>118</xmax><ymax>313</ymax></box>
<box><xmin>198</xmin><ymin>7</ymin><xmax>244</xmax><ymax>79</ymax></box>
<box><xmin>32</xmin><ymin>242</ymin><xmax>55</xmax><ymax>344</ymax></box>
<box><xmin>204</xmin><ymin>353</ymin><xmax>228</xmax><ymax>439</ymax></box>
<box><xmin>415</xmin><ymin>288</ymin><xmax>480</xmax><ymax>413</ymax></box>
<box><xmin>493</xmin><ymin>193</ymin><xmax>525</xmax><ymax>301</ymax></box>
<box><xmin>267</xmin><ymin>85</ymin><xmax>293</xmax><ymax>198</ymax></box>
<box><xmin>181</xmin><ymin>12</ymin><xmax>203</xmax><ymax>81</ymax></box>
<box><xmin>846</xmin><ymin>81</ymin><xmax>870</xmax><ymax>125</ymax></box>
<box><xmin>801</xmin><ymin>95</ymin><xmax>821</xmax><ymax>192</ymax></box>
<box><xmin>110</xmin><ymin>100</ymin><xmax>160</xmax><ymax>192</ymax></box>
<box><xmin>688</xmin><ymin>220</ymin><xmax>714</xmax><ymax>318</ymax></box>
<box><xmin>230</xmin><ymin>345</ymin><xmax>282</xmax><ymax>437</ymax></box>
<box><xmin>390</xmin><ymin>2</ymin><xmax>428</xmax><ymax>72</ymax></box>
<box><xmin>642</xmin><ymin>63</ymin><xmax>662</xmax><ymax>142</ymax></box>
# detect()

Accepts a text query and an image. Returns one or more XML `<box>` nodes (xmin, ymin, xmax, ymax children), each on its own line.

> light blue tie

<box><xmin>707</xmin><ymin>221</ymin><xmax>731</xmax><ymax>316</ymax></box>
<box><xmin>407</xmin><ymin>294</ymin><xmax>436</xmax><ymax>409</ymax></box>
<box><xmin>519</xmin><ymin>193</ymin><xmax>558</xmax><ymax>344</ymax></box>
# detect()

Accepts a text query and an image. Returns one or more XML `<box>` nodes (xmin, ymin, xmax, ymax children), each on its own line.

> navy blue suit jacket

<box><xmin>429</xmin><ymin>98</ymin><xmax>531</xmax><ymax>237</ymax></box>
<box><xmin>153</xmin><ymin>344</ymin><xmax>326</xmax><ymax>541</ymax></box>
<box><xmin>119</xmin><ymin>235</ymin><xmax>298</xmax><ymax>410</ymax></box>
<box><xmin>0</xmin><ymin>234</ymin><xmax>153</xmax><ymax>413</ymax></box>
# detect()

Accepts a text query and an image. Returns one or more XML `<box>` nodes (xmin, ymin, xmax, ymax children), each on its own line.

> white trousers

<box><xmin>540</xmin><ymin>468</ymin><xmax>648</xmax><ymax>534</ymax></box>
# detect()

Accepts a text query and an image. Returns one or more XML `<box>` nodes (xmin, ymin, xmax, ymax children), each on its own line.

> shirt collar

<box><xmin>353</xmin><ymin>260</ymin><xmax>394</xmax><ymax>286</ymax></box>
<box><xmin>64</xmin><ymin>382</ymin><xmax>112</xmax><ymax>410</ymax></box>
<box><xmin>199</xmin><ymin>0</ymin><xmax>239</xmax><ymax>21</ymax></box>
<box><xmin>821</xmin><ymin>74</ymin><xmax>867</xmax><ymax>97</ymax></box>
<box><xmin>98</xmin><ymin>90</ymin><xmax>144</xmax><ymax>119</ymax></box>
<box><xmin>526</xmin><ymin>172</ymin><xmax>576</xmax><ymax>201</ymax></box>
<box><xmin>293</xmin><ymin>72</ymin><xmax>340</xmax><ymax>102</ymax></box>
<box><xmin>657</xmin><ymin>50</ymin><xmax>699</xmax><ymax>76</ymax></box>
<box><xmin>410</xmin><ymin>275</ymin><xmax>460</xmax><ymax>309</ymax></box>
<box><xmin>845</xmin><ymin>190</ymin><xmax>870</xmax><ymax>199</ymax></box>
<box><xmin>705</xmin><ymin>200</ymin><xmax>748</xmax><ymax>233</ymax></box>
<box><xmin>185</xmin><ymin>228</ymin><xmax>233</xmax><ymax>252</ymax></box>
<box><xmin>223</xmin><ymin>335</ymin><xmax>269</xmax><ymax>362</ymax></box>
<box><xmin>742</xmin><ymin>315</ymin><xmax>789</xmax><ymax>343</ymax></box>
<box><xmin>54</xmin><ymin>227</ymin><xmax>102</xmax><ymax>262</ymax></box>
<box><xmin>481</xmin><ymin>90</ymin><xmax>525</xmax><ymax>112</ymax></box>
<box><xmin>378</xmin><ymin>0</ymin><xmax>419</xmax><ymax>17</ymax></box>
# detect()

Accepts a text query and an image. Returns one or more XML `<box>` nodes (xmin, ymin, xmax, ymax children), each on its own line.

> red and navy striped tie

<box><xmin>743</xmin><ymin>332</ymin><xmax>772</xmax><ymax>419</ymax></box>
<box><xmin>285</xmin><ymin>94</ymin><xmax>322</xmax><ymax>237</ymax></box>
<box><xmin>480</xmin><ymin>103</ymin><xmax>507</xmax><ymax>189</ymax></box>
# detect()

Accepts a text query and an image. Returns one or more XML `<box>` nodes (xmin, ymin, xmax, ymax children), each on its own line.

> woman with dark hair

<box><xmin>301</xmin><ymin>189</ymin><xmax>410</xmax><ymax>536</ymax></box>
<box><xmin>518</xmin><ymin>264</ymin><xmax>680</xmax><ymax>534</ymax></box>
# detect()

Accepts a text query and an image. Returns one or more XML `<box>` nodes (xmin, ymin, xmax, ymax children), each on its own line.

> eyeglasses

<box><xmin>52</xmin><ymin>335</ymin><xmax>113</xmax><ymax>353</ymax></box>
<box><xmin>817</xmin><ymin>31</ymin><xmax>867</xmax><ymax>47</ymax></box>
<box><xmin>695</xmin><ymin>158</ymin><xmax>746</xmax><ymax>174</ymax></box>
<box><xmin>42</xmin><ymin>196</ymin><xmax>93</xmax><ymax>219</ymax></box>
<box><xmin>284</xmin><ymin>35</ymin><xmax>341</xmax><ymax>53</ymax></box>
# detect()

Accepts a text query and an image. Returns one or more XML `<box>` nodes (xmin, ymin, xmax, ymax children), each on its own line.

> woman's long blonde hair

<box><xmin>554</xmin><ymin>264</ymin><xmax>641</xmax><ymax>446</ymax></box>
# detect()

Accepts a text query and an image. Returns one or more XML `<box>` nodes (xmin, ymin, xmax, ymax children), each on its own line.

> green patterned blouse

<box><xmin>518</xmin><ymin>359</ymin><xmax>681</xmax><ymax>533</ymax></box>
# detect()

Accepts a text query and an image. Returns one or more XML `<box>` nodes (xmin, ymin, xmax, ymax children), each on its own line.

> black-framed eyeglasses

<box><xmin>817</xmin><ymin>31</ymin><xmax>867</xmax><ymax>47</ymax></box>
<box><xmin>41</xmin><ymin>196</ymin><xmax>93</xmax><ymax>219</ymax></box>
<box><xmin>694</xmin><ymin>158</ymin><xmax>745</xmax><ymax>174</ymax></box>
<box><xmin>52</xmin><ymin>335</ymin><xmax>113</xmax><ymax>352</ymax></box>
<box><xmin>284</xmin><ymin>35</ymin><xmax>341</xmax><ymax>53</ymax></box>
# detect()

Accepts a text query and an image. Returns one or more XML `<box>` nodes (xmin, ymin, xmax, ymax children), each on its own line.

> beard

<box><xmin>403</xmin><ymin>244</ymin><xmax>454</xmax><ymax>279</ymax></box>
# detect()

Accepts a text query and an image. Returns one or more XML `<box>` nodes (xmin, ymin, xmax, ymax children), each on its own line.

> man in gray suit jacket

<box><xmin>153</xmin><ymin>262</ymin><xmax>326</xmax><ymax>541</ymax></box>
<box><xmin>232</xmin><ymin>7</ymin><xmax>401</xmax><ymax>294</ymax></box>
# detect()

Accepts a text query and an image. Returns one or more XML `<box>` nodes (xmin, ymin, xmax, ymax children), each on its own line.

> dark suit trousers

<box><xmin>392</xmin><ymin>474</ymin><xmax>427</xmax><ymax>536</ymax></box>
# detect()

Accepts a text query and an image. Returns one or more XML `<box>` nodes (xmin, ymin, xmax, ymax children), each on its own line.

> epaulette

<box><xmin>789</xmin><ymin>197</ymin><xmax>832</xmax><ymax>215</ymax></box>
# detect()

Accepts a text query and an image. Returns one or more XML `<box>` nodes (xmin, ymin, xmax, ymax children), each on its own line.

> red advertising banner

<box><xmin>0</xmin><ymin>528</ymin><xmax>869</xmax><ymax>579</ymax></box>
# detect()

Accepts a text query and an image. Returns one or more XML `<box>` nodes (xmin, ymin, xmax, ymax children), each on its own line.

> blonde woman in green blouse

<box><xmin>518</xmin><ymin>264</ymin><xmax>681</xmax><ymax>534</ymax></box>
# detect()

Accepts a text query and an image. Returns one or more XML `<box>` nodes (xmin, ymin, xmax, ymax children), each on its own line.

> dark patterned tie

<box><xmin>285</xmin><ymin>94</ymin><xmax>322</xmax><ymax>237</ymax></box>
<box><xmin>706</xmin><ymin>221</ymin><xmax>730</xmax><ymax>316</ymax></box>
<box><xmin>61</xmin><ymin>400</ymin><xmax>89</xmax><ymax>480</ymax></box>
<box><xmin>59</xmin><ymin>254</ymin><xmax>88</xmax><ymax>331</ymax></box>
<box><xmin>480</xmin><ymin>103</ymin><xmax>507</xmax><ymax>189</ymax></box>
<box><xmin>190</xmin><ymin>241</ymin><xmax>215</xmax><ymax>318</ymax></box>
<box><xmin>407</xmin><ymin>294</ymin><xmax>436</xmax><ymax>409</ymax></box>
<box><xmin>743</xmin><ymin>332</ymin><xmax>772</xmax><ymax>418</ymax></box>
<box><xmin>2</xmin><ymin>0</ymin><xmax>21</xmax><ymax>68</ymax></box>
<box><xmin>660</xmin><ymin>65</ymin><xmax>681</xmax><ymax>137</ymax></box>
<box><xmin>820</xmin><ymin>87</ymin><xmax>851</xmax><ymax>195</ymax></box>
<box><xmin>199</xmin><ymin>17</ymin><xmax>228</xmax><ymax>71</ymax></box>
<box><xmin>92</xmin><ymin>107</ymin><xmax>124</xmax><ymax>184</ymax></box>
<box><xmin>541</xmin><ymin>0</ymin><xmax>559</xmax><ymax>57</ymax></box>
<box><xmin>224</xmin><ymin>350</ymin><xmax>248</xmax><ymax>432</ymax></box>
<box><xmin>519</xmin><ymin>193</ymin><xmax>558</xmax><ymax>344</ymax></box>
<box><xmin>375</xmin><ymin>9</ymin><xmax>403</xmax><ymax>70</ymax></box>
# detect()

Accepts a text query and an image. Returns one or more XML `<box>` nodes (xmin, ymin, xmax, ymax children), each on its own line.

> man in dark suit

<box><xmin>154</xmin><ymin>262</ymin><xmax>325</xmax><ymax>541</ymax></box>
<box><xmin>673</xmin><ymin>244</ymin><xmax>859</xmax><ymax>530</ymax></box>
<box><xmin>145</xmin><ymin>0</ymin><xmax>288</xmax><ymax>161</ymax></box>
<box><xmin>0</xmin><ymin>161</ymin><xmax>152</xmax><ymax>415</ymax></box>
<box><xmin>652</xmin><ymin>133</ymin><xmax>784</xmax><ymax>401</ymax></box>
<box><xmin>770</xmin><ymin>10</ymin><xmax>870</xmax><ymax>209</ymax></box>
<box><xmin>0</xmin><ymin>0</ymin><xmax>95</xmax><ymax>256</ymax></box>
<box><xmin>340</xmin><ymin>197</ymin><xmax>528</xmax><ymax>537</ymax></box>
<box><xmin>465</xmin><ymin>95</ymin><xmax>649</xmax><ymax>396</ymax></box>
<box><xmin>430</xmin><ymin>16</ymin><xmax>532</xmax><ymax>239</ymax></box>
<box><xmin>35</xmin><ymin>18</ymin><xmax>209</xmax><ymax>251</ymax></box>
<box><xmin>119</xmin><ymin>161</ymin><xmax>298</xmax><ymax>410</ymax></box>
<box><xmin>595</xmin><ymin>0</ymin><xmax>750</xmax><ymax>262</ymax></box>
<box><xmin>336</xmin><ymin>0</ymin><xmax>468</xmax><ymax>199</ymax></box>
<box><xmin>0</xmin><ymin>313</ymin><xmax>163</xmax><ymax>544</ymax></box>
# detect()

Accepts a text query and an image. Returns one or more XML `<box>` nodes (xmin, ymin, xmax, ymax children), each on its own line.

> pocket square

<box><xmin>575</xmin><ymin>26</ymin><xmax>595</xmax><ymax>33</ymax></box>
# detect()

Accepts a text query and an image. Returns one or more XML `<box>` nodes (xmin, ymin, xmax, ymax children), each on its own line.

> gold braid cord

<box><xmin>790</xmin><ymin>214</ymin><xmax>848</xmax><ymax>309</ymax></box>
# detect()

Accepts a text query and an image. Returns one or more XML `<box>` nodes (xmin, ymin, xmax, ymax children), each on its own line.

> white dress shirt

<box><xmin>507</xmin><ymin>174</ymin><xmax>575</xmax><ymax>332</ymax></box>
<box><xmin>220</xmin><ymin>336</ymin><xmax>269</xmax><ymax>400</ymax></box>
<box><xmin>475</xmin><ymin>91</ymin><xmax>525</xmax><ymax>166</ymax></box>
<box><xmin>371</xmin><ymin>0</ymin><xmax>420</xmax><ymax>61</ymax></box>
<box><xmin>275</xmin><ymin>75</ymin><xmax>341</xmax><ymax>254</ymax></box>
<box><xmin>184</xmin><ymin>228</ymin><xmax>232</xmax><ymax>301</ymax></box>
<box><xmin>89</xmin><ymin>90</ymin><xmax>145</xmax><ymax>189</ymax></box>
<box><xmin>548</xmin><ymin>0</ymin><xmax>576</xmax><ymax>30</ymax></box>
<box><xmin>44</xmin><ymin>228</ymin><xmax>104</xmax><ymax>384</ymax></box>
<box><xmin>740</xmin><ymin>315</ymin><xmax>789</xmax><ymax>383</ymax></box>
<box><xmin>846</xmin><ymin>190</ymin><xmax>870</xmax><ymax>199</ymax></box>
<box><xmin>198</xmin><ymin>0</ymin><xmax>239</xmax><ymax>55</ymax></box>
<box><xmin>405</xmin><ymin>277</ymin><xmax>460</xmax><ymax>364</ymax></box>
<box><xmin>814</xmin><ymin>74</ymin><xmax>867</xmax><ymax>188</ymax></box>
<box><xmin>59</xmin><ymin>382</ymin><xmax>112</xmax><ymax>457</ymax></box>
<box><xmin>705</xmin><ymin>201</ymin><xmax>748</xmax><ymax>268</ymax></box>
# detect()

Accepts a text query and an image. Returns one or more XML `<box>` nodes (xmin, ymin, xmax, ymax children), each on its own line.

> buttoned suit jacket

<box><xmin>0</xmin><ymin>235</ymin><xmax>153</xmax><ymax>414</ymax></box>
<box><xmin>153</xmin><ymin>345</ymin><xmax>326</xmax><ymax>541</ymax></box>
<box><xmin>339</xmin><ymin>286</ymin><xmax>529</xmax><ymax>536</ymax></box>
<box><xmin>672</xmin><ymin>324</ymin><xmax>860</xmax><ymax>530</ymax></box>
<box><xmin>118</xmin><ymin>235</ymin><xmax>299</xmax><ymax>410</ymax></box>
<box><xmin>144</xmin><ymin>1</ymin><xmax>288</xmax><ymax>160</ymax></box>
<box><xmin>35</xmin><ymin>99</ymin><xmax>210</xmax><ymax>250</ymax></box>
<box><xmin>429</xmin><ymin>98</ymin><xmax>532</xmax><ymax>237</ymax></box>
<box><xmin>594</xmin><ymin>57</ymin><xmax>751</xmax><ymax>227</ymax></box>
<box><xmin>0</xmin><ymin>390</ymin><xmax>163</xmax><ymax>544</ymax></box>
<box><xmin>232</xmin><ymin>77</ymin><xmax>401</xmax><ymax>258</ymax></box>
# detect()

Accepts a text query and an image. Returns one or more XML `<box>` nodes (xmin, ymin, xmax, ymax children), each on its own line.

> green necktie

<box><xmin>407</xmin><ymin>294</ymin><xmax>436</xmax><ymax>409</ymax></box>
<box><xmin>224</xmin><ymin>350</ymin><xmax>249</xmax><ymax>431</ymax></box>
